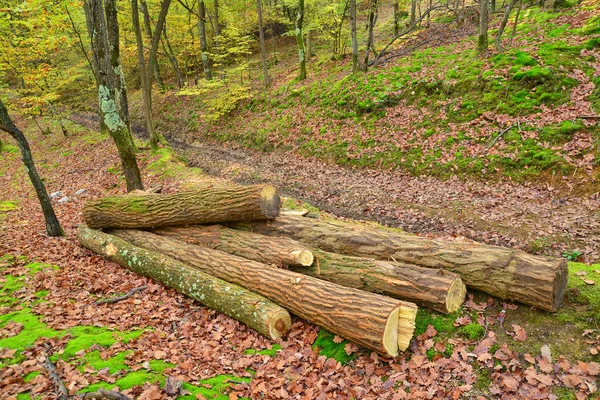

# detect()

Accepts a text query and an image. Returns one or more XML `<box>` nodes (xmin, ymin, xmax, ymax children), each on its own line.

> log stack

<box><xmin>80</xmin><ymin>184</ymin><xmax>568</xmax><ymax>357</ymax></box>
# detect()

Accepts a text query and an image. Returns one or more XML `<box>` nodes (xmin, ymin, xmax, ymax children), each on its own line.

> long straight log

<box><xmin>110</xmin><ymin>229</ymin><xmax>418</xmax><ymax>357</ymax></box>
<box><xmin>231</xmin><ymin>216</ymin><xmax>569</xmax><ymax>312</ymax></box>
<box><xmin>77</xmin><ymin>225</ymin><xmax>291</xmax><ymax>340</ymax></box>
<box><xmin>154</xmin><ymin>225</ymin><xmax>314</xmax><ymax>267</ymax></box>
<box><xmin>155</xmin><ymin>225</ymin><xmax>465</xmax><ymax>313</ymax></box>
<box><xmin>83</xmin><ymin>185</ymin><xmax>280</xmax><ymax>229</ymax></box>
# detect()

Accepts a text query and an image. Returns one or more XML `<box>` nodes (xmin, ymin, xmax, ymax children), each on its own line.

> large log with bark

<box><xmin>77</xmin><ymin>225</ymin><xmax>291</xmax><ymax>340</ymax></box>
<box><xmin>155</xmin><ymin>225</ymin><xmax>465</xmax><ymax>313</ymax></box>
<box><xmin>83</xmin><ymin>185</ymin><xmax>280</xmax><ymax>229</ymax></box>
<box><xmin>231</xmin><ymin>216</ymin><xmax>569</xmax><ymax>312</ymax></box>
<box><xmin>154</xmin><ymin>225</ymin><xmax>314</xmax><ymax>267</ymax></box>
<box><xmin>110</xmin><ymin>229</ymin><xmax>418</xmax><ymax>357</ymax></box>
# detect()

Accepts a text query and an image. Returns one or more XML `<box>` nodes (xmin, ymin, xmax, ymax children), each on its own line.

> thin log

<box><xmin>77</xmin><ymin>225</ymin><xmax>291</xmax><ymax>340</ymax></box>
<box><xmin>231</xmin><ymin>216</ymin><xmax>569</xmax><ymax>312</ymax></box>
<box><xmin>94</xmin><ymin>285</ymin><xmax>148</xmax><ymax>305</ymax></box>
<box><xmin>110</xmin><ymin>229</ymin><xmax>418</xmax><ymax>356</ymax></box>
<box><xmin>154</xmin><ymin>225</ymin><xmax>314</xmax><ymax>267</ymax></box>
<box><xmin>43</xmin><ymin>351</ymin><xmax>69</xmax><ymax>400</ymax></box>
<box><xmin>156</xmin><ymin>225</ymin><xmax>465</xmax><ymax>313</ymax></box>
<box><xmin>83</xmin><ymin>185</ymin><xmax>280</xmax><ymax>229</ymax></box>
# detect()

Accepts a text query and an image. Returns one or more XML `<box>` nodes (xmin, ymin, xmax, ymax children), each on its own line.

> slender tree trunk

<box><xmin>410</xmin><ymin>0</ymin><xmax>417</xmax><ymax>27</ymax></box>
<box><xmin>85</xmin><ymin>0</ymin><xmax>143</xmax><ymax>192</ymax></box>
<box><xmin>495</xmin><ymin>0</ymin><xmax>517</xmax><ymax>50</ymax></box>
<box><xmin>198</xmin><ymin>0</ymin><xmax>212</xmax><ymax>80</ymax></box>
<box><xmin>363</xmin><ymin>0</ymin><xmax>378</xmax><ymax>70</ymax></box>
<box><xmin>295</xmin><ymin>0</ymin><xmax>306</xmax><ymax>80</ymax></box>
<box><xmin>393</xmin><ymin>0</ymin><xmax>400</xmax><ymax>36</ymax></box>
<box><xmin>350</xmin><ymin>0</ymin><xmax>359</xmax><ymax>72</ymax></box>
<box><xmin>509</xmin><ymin>0</ymin><xmax>523</xmax><ymax>46</ymax></box>
<box><xmin>491</xmin><ymin>0</ymin><xmax>496</xmax><ymax>12</ymax></box>
<box><xmin>131</xmin><ymin>0</ymin><xmax>171</xmax><ymax>149</ymax></box>
<box><xmin>161</xmin><ymin>26</ymin><xmax>184</xmax><ymax>88</ymax></box>
<box><xmin>139</xmin><ymin>0</ymin><xmax>165</xmax><ymax>90</ymax></box>
<box><xmin>256</xmin><ymin>0</ymin><xmax>270</xmax><ymax>88</ymax></box>
<box><xmin>0</xmin><ymin>100</ymin><xmax>63</xmax><ymax>237</ymax></box>
<box><xmin>478</xmin><ymin>0</ymin><xmax>489</xmax><ymax>53</ymax></box>
<box><xmin>65</xmin><ymin>5</ymin><xmax>98</xmax><ymax>85</ymax></box>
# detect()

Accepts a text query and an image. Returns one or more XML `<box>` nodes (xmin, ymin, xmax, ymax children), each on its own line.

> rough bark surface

<box><xmin>232</xmin><ymin>216</ymin><xmax>568</xmax><ymax>312</ymax></box>
<box><xmin>154</xmin><ymin>225</ymin><xmax>314</xmax><ymax>267</ymax></box>
<box><xmin>77</xmin><ymin>225</ymin><xmax>291</xmax><ymax>340</ymax></box>
<box><xmin>157</xmin><ymin>225</ymin><xmax>463</xmax><ymax>313</ymax></box>
<box><xmin>84</xmin><ymin>185</ymin><xmax>280</xmax><ymax>229</ymax></box>
<box><xmin>110</xmin><ymin>229</ymin><xmax>418</xmax><ymax>356</ymax></box>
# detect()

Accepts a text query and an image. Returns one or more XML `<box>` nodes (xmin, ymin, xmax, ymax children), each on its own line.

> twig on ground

<box><xmin>94</xmin><ymin>286</ymin><xmax>148</xmax><ymax>305</ymax></box>
<box><xmin>82</xmin><ymin>388</ymin><xmax>133</xmax><ymax>400</ymax></box>
<box><xmin>487</xmin><ymin>124</ymin><xmax>515</xmax><ymax>150</ymax></box>
<box><xmin>42</xmin><ymin>350</ymin><xmax>69</xmax><ymax>400</ymax></box>
<box><xmin>578</xmin><ymin>115</ymin><xmax>600</xmax><ymax>119</ymax></box>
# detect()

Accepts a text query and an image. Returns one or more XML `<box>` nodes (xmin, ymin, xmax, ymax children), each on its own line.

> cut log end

<box><xmin>269</xmin><ymin>309</ymin><xmax>292</xmax><ymax>340</ymax></box>
<box><xmin>397</xmin><ymin>303</ymin><xmax>418</xmax><ymax>352</ymax></box>
<box><xmin>445</xmin><ymin>278</ymin><xmax>467</xmax><ymax>314</ymax></box>
<box><xmin>383</xmin><ymin>307</ymin><xmax>400</xmax><ymax>358</ymax></box>
<box><xmin>290</xmin><ymin>249</ymin><xmax>314</xmax><ymax>266</ymax></box>
<box><xmin>259</xmin><ymin>186</ymin><xmax>281</xmax><ymax>219</ymax></box>
<box><xmin>552</xmin><ymin>259</ymin><xmax>569</xmax><ymax>312</ymax></box>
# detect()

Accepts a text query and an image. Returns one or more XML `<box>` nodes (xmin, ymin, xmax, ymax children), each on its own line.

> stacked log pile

<box><xmin>79</xmin><ymin>184</ymin><xmax>568</xmax><ymax>357</ymax></box>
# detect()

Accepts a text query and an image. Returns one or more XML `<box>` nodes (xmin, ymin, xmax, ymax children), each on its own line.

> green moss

<box><xmin>149</xmin><ymin>359</ymin><xmax>176</xmax><ymax>373</ymax></box>
<box><xmin>80</xmin><ymin>350</ymin><xmax>132</xmax><ymax>374</ymax></box>
<box><xmin>97</xmin><ymin>196</ymin><xmax>149</xmax><ymax>215</ymax></box>
<box><xmin>60</xmin><ymin>326</ymin><xmax>144</xmax><ymax>360</ymax></box>
<box><xmin>83</xmin><ymin>370</ymin><xmax>162</xmax><ymax>393</ymax></box>
<box><xmin>179</xmin><ymin>375</ymin><xmax>251</xmax><ymax>400</ymax></box>
<box><xmin>552</xmin><ymin>386</ymin><xmax>578</xmax><ymax>400</ymax></box>
<box><xmin>539</xmin><ymin>120</ymin><xmax>583</xmax><ymax>143</ymax></box>
<box><xmin>414</xmin><ymin>309</ymin><xmax>458</xmax><ymax>336</ymax></box>
<box><xmin>458</xmin><ymin>323</ymin><xmax>486</xmax><ymax>340</ymax></box>
<box><xmin>23</xmin><ymin>371</ymin><xmax>41</xmax><ymax>383</ymax></box>
<box><xmin>17</xmin><ymin>393</ymin><xmax>32</xmax><ymax>400</ymax></box>
<box><xmin>0</xmin><ymin>200</ymin><xmax>17</xmax><ymax>213</ymax></box>
<box><xmin>475</xmin><ymin>368</ymin><xmax>492</xmax><ymax>391</ymax></box>
<box><xmin>24</xmin><ymin>262</ymin><xmax>59</xmax><ymax>275</ymax></box>
<box><xmin>244</xmin><ymin>344</ymin><xmax>281</xmax><ymax>357</ymax></box>
<box><xmin>0</xmin><ymin>308</ymin><xmax>63</xmax><ymax>350</ymax></box>
<box><xmin>312</xmin><ymin>329</ymin><xmax>355</xmax><ymax>364</ymax></box>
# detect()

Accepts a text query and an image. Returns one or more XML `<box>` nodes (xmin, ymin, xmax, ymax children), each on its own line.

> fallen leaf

<box><xmin>333</xmin><ymin>335</ymin><xmax>344</xmax><ymax>344</ymax></box>
<box><xmin>541</xmin><ymin>345</ymin><xmax>552</xmax><ymax>363</ymax></box>
<box><xmin>583</xmin><ymin>280</ymin><xmax>596</xmax><ymax>285</ymax></box>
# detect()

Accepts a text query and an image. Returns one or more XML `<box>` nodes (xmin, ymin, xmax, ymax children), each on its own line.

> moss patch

<box><xmin>244</xmin><ymin>344</ymin><xmax>281</xmax><ymax>357</ymax></box>
<box><xmin>312</xmin><ymin>329</ymin><xmax>355</xmax><ymax>364</ymax></box>
<box><xmin>0</xmin><ymin>200</ymin><xmax>18</xmax><ymax>213</ymax></box>
<box><xmin>79</xmin><ymin>350</ymin><xmax>132</xmax><ymax>374</ymax></box>
<box><xmin>59</xmin><ymin>326</ymin><xmax>144</xmax><ymax>360</ymax></box>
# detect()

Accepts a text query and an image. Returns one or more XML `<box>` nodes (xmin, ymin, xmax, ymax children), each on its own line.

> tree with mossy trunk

<box><xmin>0</xmin><ymin>99</ymin><xmax>63</xmax><ymax>237</ymax></box>
<box><xmin>84</xmin><ymin>0</ymin><xmax>144</xmax><ymax>192</ymax></box>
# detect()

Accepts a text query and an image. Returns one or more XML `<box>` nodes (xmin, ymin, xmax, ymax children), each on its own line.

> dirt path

<box><xmin>68</xmin><ymin>111</ymin><xmax>600</xmax><ymax>262</ymax></box>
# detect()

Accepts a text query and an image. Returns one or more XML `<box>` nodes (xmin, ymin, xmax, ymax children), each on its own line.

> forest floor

<box><xmin>0</xmin><ymin>109</ymin><xmax>599</xmax><ymax>399</ymax></box>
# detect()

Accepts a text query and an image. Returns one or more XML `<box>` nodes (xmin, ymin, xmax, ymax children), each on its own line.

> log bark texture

<box><xmin>110</xmin><ymin>229</ymin><xmax>418</xmax><ymax>356</ymax></box>
<box><xmin>84</xmin><ymin>185</ymin><xmax>280</xmax><ymax>229</ymax></box>
<box><xmin>156</xmin><ymin>225</ymin><xmax>464</xmax><ymax>313</ymax></box>
<box><xmin>154</xmin><ymin>225</ymin><xmax>314</xmax><ymax>267</ymax></box>
<box><xmin>77</xmin><ymin>225</ymin><xmax>291</xmax><ymax>340</ymax></box>
<box><xmin>232</xmin><ymin>216</ymin><xmax>568</xmax><ymax>312</ymax></box>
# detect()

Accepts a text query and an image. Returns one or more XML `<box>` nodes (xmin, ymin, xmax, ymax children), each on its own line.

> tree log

<box><xmin>83</xmin><ymin>185</ymin><xmax>280</xmax><ymax>229</ymax></box>
<box><xmin>77</xmin><ymin>225</ymin><xmax>291</xmax><ymax>340</ymax></box>
<box><xmin>155</xmin><ymin>225</ymin><xmax>464</xmax><ymax>313</ymax></box>
<box><xmin>231</xmin><ymin>216</ymin><xmax>568</xmax><ymax>312</ymax></box>
<box><xmin>110</xmin><ymin>229</ymin><xmax>418</xmax><ymax>357</ymax></box>
<box><xmin>154</xmin><ymin>225</ymin><xmax>314</xmax><ymax>267</ymax></box>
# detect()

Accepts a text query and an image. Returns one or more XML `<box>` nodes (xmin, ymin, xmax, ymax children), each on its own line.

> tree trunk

<box><xmin>256</xmin><ymin>0</ymin><xmax>270</xmax><ymax>88</ymax></box>
<box><xmin>363</xmin><ymin>0</ymin><xmax>378</xmax><ymax>70</ymax></box>
<box><xmin>393</xmin><ymin>0</ymin><xmax>400</xmax><ymax>36</ymax></box>
<box><xmin>161</xmin><ymin>25</ymin><xmax>185</xmax><ymax>89</ymax></box>
<box><xmin>83</xmin><ymin>185</ymin><xmax>281</xmax><ymax>229</ymax></box>
<box><xmin>156</xmin><ymin>225</ymin><xmax>465</xmax><ymax>313</ymax></box>
<box><xmin>509</xmin><ymin>0</ymin><xmax>523</xmax><ymax>46</ymax></box>
<box><xmin>77</xmin><ymin>225</ymin><xmax>291</xmax><ymax>340</ymax></box>
<box><xmin>198</xmin><ymin>0</ymin><xmax>212</xmax><ymax>80</ymax></box>
<box><xmin>231</xmin><ymin>216</ymin><xmax>569</xmax><ymax>312</ymax></box>
<box><xmin>495</xmin><ymin>0</ymin><xmax>517</xmax><ymax>50</ymax></box>
<box><xmin>153</xmin><ymin>225</ymin><xmax>314</xmax><ymax>267</ymax></box>
<box><xmin>350</xmin><ymin>0</ymin><xmax>359</xmax><ymax>73</ymax></box>
<box><xmin>84</xmin><ymin>0</ymin><xmax>144</xmax><ymax>192</ymax></box>
<box><xmin>139</xmin><ymin>0</ymin><xmax>166</xmax><ymax>90</ymax></box>
<box><xmin>410</xmin><ymin>0</ymin><xmax>417</xmax><ymax>27</ymax></box>
<box><xmin>295</xmin><ymin>0</ymin><xmax>306</xmax><ymax>80</ymax></box>
<box><xmin>0</xmin><ymin>100</ymin><xmax>64</xmax><ymax>237</ymax></box>
<box><xmin>478</xmin><ymin>0</ymin><xmax>489</xmax><ymax>53</ymax></box>
<box><xmin>110</xmin><ymin>229</ymin><xmax>418</xmax><ymax>356</ymax></box>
